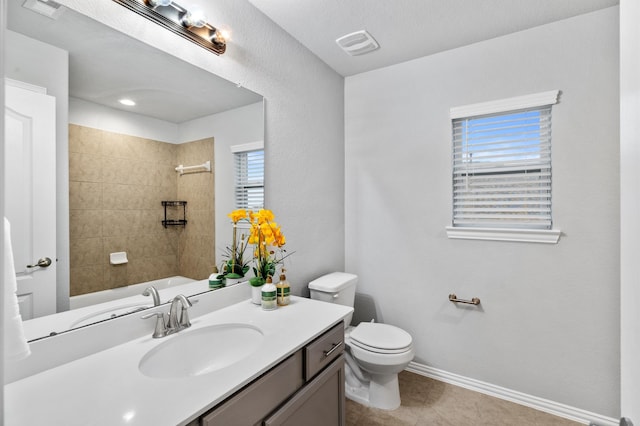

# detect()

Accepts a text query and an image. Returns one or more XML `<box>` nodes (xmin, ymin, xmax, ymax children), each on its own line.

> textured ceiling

<box><xmin>248</xmin><ymin>0</ymin><xmax>619</xmax><ymax>76</ymax></box>
<box><xmin>7</xmin><ymin>0</ymin><xmax>620</xmax><ymax>120</ymax></box>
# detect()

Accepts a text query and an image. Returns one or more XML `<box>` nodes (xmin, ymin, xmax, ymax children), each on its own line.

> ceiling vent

<box><xmin>336</xmin><ymin>30</ymin><xmax>379</xmax><ymax>56</ymax></box>
<box><xmin>22</xmin><ymin>0</ymin><xmax>66</xmax><ymax>20</ymax></box>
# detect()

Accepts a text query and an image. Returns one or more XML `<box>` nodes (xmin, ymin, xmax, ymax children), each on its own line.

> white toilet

<box><xmin>309</xmin><ymin>272</ymin><xmax>414</xmax><ymax>410</ymax></box>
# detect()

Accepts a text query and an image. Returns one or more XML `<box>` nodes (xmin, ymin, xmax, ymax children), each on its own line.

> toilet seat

<box><xmin>349</xmin><ymin>322</ymin><xmax>412</xmax><ymax>354</ymax></box>
<box><xmin>350</xmin><ymin>340</ymin><xmax>411</xmax><ymax>355</ymax></box>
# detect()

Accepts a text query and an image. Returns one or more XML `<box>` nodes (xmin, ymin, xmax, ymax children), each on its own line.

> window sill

<box><xmin>445</xmin><ymin>226</ymin><xmax>561</xmax><ymax>244</ymax></box>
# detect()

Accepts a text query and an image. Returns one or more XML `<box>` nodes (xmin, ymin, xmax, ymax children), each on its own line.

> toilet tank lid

<box><xmin>309</xmin><ymin>272</ymin><xmax>358</xmax><ymax>292</ymax></box>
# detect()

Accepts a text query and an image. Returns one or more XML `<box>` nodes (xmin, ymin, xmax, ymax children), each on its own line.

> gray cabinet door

<box><xmin>263</xmin><ymin>355</ymin><xmax>345</xmax><ymax>426</ymax></box>
<box><xmin>201</xmin><ymin>351</ymin><xmax>304</xmax><ymax>426</ymax></box>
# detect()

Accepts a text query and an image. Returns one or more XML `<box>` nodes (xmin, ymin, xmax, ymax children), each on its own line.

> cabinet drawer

<box><xmin>304</xmin><ymin>321</ymin><xmax>344</xmax><ymax>380</ymax></box>
<box><xmin>201</xmin><ymin>350</ymin><xmax>304</xmax><ymax>426</ymax></box>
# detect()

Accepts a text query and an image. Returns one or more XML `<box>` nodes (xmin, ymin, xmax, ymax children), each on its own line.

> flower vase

<box><xmin>249</xmin><ymin>277</ymin><xmax>266</xmax><ymax>304</ymax></box>
<box><xmin>251</xmin><ymin>285</ymin><xmax>263</xmax><ymax>304</ymax></box>
<box><xmin>225</xmin><ymin>276</ymin><xmax>244</xmax><ymax>286</ymax></box>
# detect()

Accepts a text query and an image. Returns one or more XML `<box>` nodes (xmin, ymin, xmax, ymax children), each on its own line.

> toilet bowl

<box><xmin>344</xmin><ymin>323</ymin><xmax>414</xmax><ymax>410</ymax></box>
<box><xmin>308</xmin><ymin>272</ymin><xmax>414</xmax><ymax>410</ymax></box>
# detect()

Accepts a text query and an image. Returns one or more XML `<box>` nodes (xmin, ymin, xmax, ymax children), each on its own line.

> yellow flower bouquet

<box><xmin>225</xmin><ymin>209</ymin><xmax>291</xmax><ymax>287</ymax></box>
<box><xmin>248</xmin><ymin>209</ymin><xmax>289</xmax><ymax>286</ymax></box>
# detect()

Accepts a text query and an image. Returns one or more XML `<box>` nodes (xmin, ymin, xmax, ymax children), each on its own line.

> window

<box><xmin>446</xmin><ymin>91</ymin><xmax>561</xmax><ymax>243</ymax></box>
<box><xmin>232</xmin><ymin>143</ymin><xmax>264</xmax><ymax>211</ymax></box>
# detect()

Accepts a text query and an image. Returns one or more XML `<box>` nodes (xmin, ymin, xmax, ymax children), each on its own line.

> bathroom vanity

<box><xmin>196</xmin><ymin>321</ymin><xmax>345</xmax><ymax>425</ymax></box>
<box><xmin>5</xmin><ymin>292</ymin><xmax>352</xmax><ymax>425</ymax></box>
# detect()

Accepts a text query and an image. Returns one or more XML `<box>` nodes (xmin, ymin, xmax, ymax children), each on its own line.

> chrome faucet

<box><xmin>142</xmin><ymin>286</ymin><xmax>161</xmax><ymax>306</ymax></box>
<box><xmin>168</xmin><ymin>294</ymin><xmax>193</xmax><ymax>332</ymax></box>
<box><xmin>141</xmin><ymin>294</ymin><xmax>192</xmax><ymax>338</ymax></box>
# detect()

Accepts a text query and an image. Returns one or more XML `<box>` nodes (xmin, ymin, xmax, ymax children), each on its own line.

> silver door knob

<box><xmin>26</xmin><ymin>257</ymin><xmax>52</xmax><ymax>268</ymax></box>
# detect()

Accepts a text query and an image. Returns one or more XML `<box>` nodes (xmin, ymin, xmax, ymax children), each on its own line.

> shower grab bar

<box><xmin>175</xmin><ymin>160</ymin><xmax>211</xmax><ymax>175</ymax></box>
<box><xmin>448</xmin><ymin>294</ymin><xmax>481</xmax><ymax>305</ymax></box>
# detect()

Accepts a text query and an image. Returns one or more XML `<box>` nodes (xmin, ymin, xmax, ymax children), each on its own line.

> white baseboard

<box><xmin>405</xmin><ymin>362</ymin><xmax>618</xmax><ymax>426</ymax></box>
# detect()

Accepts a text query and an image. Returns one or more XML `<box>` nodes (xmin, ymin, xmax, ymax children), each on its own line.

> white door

<box><xmin>4</xmin><ymin>80</ymin><xmax>57</xmax><ymax>320</ymax></box>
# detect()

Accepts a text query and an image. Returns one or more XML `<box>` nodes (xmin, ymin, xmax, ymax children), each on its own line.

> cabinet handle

<box><xmin>323</xmin><ymin>341</ymin><xmax>342</xmax><ymax>358</ymax></box>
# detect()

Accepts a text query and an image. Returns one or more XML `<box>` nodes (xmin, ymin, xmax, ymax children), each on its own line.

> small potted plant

<box><xmin>222</xmin><ymin>209</ymin><xmax>251</xmax><ymax>285</ymax></box>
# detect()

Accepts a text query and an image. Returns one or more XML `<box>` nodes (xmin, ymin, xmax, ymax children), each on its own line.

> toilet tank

<box><xmin>308</xmin><ymin>272</ymin><xmax>358</xmax><ymax>327</ymax></box>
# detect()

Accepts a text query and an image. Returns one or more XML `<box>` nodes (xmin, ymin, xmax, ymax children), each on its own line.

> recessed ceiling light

<box><xmin>119</xmin><ymin>99</ymin><xmax>136</xmax><ymax>106</ymax></box>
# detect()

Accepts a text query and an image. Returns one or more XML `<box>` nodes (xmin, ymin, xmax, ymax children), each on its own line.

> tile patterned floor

<box><xmin>345</xmin><ymin>371</ymin><xmax>582</xmax><ymax>426</ymax></box>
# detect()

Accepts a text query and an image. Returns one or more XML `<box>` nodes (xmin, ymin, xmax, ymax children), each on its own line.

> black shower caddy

<box><xmin>162</xmin><ymin>201</ymin><xmax>187</xmax><ymax>228</ymax></box>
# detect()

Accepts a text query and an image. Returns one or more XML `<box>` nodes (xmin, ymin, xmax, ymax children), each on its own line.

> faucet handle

<box><xmin>141</xmin><ymin>311</ymin><xmax>168</xmax><ymax>338</ymax></box>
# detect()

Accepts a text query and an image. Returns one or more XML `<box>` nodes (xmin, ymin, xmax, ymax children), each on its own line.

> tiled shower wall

<box><xmin>68</xmin><ymin>124</ymin><xmax>214</xmax><ymax>296</ymax></box>
<box><xmin>177</xmin><ymin>138</ymin><xmax>216</xmax><ymax>280</ymax></box>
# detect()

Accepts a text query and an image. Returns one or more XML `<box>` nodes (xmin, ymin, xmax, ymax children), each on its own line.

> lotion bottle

<box><xmin>261</xmin><ymin>276</ymin><xmax>277</xmax><ymax>311</ymax></box>
<box><xmin>276</xmin><ymin>269</ymin><xmax>290</xmax><ymax>306</ymax></box>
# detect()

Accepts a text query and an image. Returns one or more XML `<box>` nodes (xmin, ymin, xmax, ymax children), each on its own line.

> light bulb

<box><xmin>212</xmin><ymin>28</ymin><xmax>229</xmax><ymax>44</ymax></box>
<box><xmin>181</xmin><ymin>7</ymin><xmax>207</xmax><ymax>28</ymax></box>
<box><xmin>147</xmin><ymin>0</ymin><xmax>172</xmax><ymax>6</ymax></box>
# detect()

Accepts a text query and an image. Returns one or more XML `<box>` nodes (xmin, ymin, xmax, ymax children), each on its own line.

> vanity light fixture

<box><xmin>112</xmin><ymin>0</ymin><xmax>226</xmax><ymax>55</ymax></box>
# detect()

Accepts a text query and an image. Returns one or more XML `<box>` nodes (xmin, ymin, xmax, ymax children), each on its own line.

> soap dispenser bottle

<box><xmin>276</xmin><ymin>269</ymin><xmax>290</xmax><ymax>306</ymax></box>
<box><xmin>261</xmin><ymin>276</ymin><xmax>277</xmax><ymax>311</ymax></box>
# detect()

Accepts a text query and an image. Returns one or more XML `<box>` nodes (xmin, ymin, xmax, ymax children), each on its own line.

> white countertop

<box><xmin>6</xmin><ymin>296</ymin><xmax>352</xmax><ymax>426</ymax></box>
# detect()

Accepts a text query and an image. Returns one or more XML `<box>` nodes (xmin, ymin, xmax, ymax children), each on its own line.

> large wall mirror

<box><xmin>5</xmin><ymin>1</ymin><xmax>264</xmax><ymax>341</ymax></box>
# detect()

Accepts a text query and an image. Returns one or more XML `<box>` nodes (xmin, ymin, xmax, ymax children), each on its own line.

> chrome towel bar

<box><xmin>449</xmin><ymin>294</ymin><xmax>481</xmax><ymax>305</ymax></box>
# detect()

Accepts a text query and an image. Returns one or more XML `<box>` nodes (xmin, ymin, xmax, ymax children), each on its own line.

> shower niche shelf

<box><xmin>162</xmin><ymin>201</ymin><xmax>187</xmax><ymax>228</ymax></box>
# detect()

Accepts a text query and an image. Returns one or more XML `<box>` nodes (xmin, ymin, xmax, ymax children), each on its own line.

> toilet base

<box><xmin>369</xmin><ymin>373</ymin><xmax>401</xmax><ymax>410</ymax></box>
<box><xmin>345</xmin><ymin>362</ymin><xmax>401</xmax><ymax>410</ymax></box>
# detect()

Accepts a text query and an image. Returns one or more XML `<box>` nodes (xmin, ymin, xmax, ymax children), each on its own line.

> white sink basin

<box><xmin>138</xmin><ymin>323</ymin><xmax>264</xmax><ymax>379</ymax></box>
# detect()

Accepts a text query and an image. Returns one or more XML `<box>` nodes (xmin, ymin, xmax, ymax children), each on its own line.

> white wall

<box><xmin>345</xmin><ymin>8</ymin><xmax>620</xmax><ymax>418</ymax></box>
<box><xmin>69</xmin><ymin>97</ymin><xmax>179</xmax><ymax>142</ymax></box>
<box><xmin>69</xmin><ymin>98</ymin><xmax>262</xmax><ymax>146</ymax></box>
<box><xmin>5</xmin><ymin>30</ymin><xmax>70</xmax><ymax>313</ymax></box>
<box><xmin>1</xmin><ymin>0</ymin><xmax>6</xmax><ymax>420</ymax></box>
<box><xmin>620</xmin><ymin>0</ymin><xmax>640</xmax><ymax>421</ymax></box>
<box><xmin>56</xmin><ymin>0</ymin><xmax>345</xmax><ymax>296</ymax></box>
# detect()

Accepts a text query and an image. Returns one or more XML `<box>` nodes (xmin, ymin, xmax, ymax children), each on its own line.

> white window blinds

<box><xmin>452</xmin><ymin>101</ymin><xmax>555</xmax><ymax>230</ymax></box>
<box><xmin>234</xmin><ymin>149</ymin><xmax>264</xmax><ymax>211</ymax></box>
